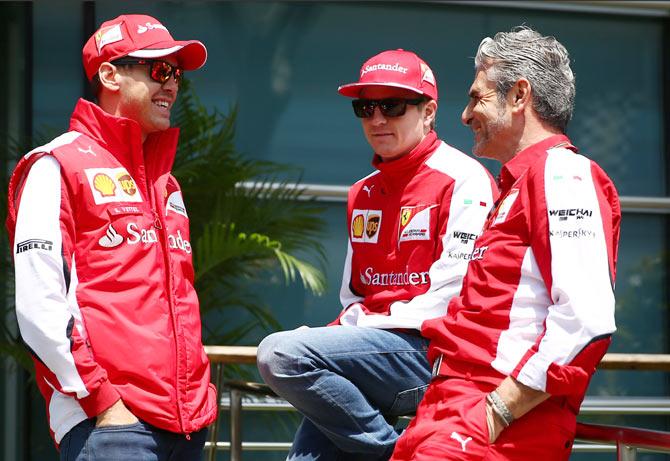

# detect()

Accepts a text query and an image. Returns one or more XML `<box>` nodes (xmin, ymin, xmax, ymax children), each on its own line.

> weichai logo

<box><xmin>452</xmin><ymin>231</ymin><xmax>477</xmax><ymax>244</ymax></box>
<box><xmin>549</xmin><ymin>208</ymin><xmax>592</xmax><ymax>221</ymax></box>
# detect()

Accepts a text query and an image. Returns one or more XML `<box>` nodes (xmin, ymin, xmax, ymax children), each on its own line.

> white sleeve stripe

<box><xmin>385</xmin><ymin>148</ymin><xmax>494</xmax><ymax>322</ymax></box>
<box><xmin>339</xmin><ymin>239</ymin><xmax>362</xmax><ymax>308</ymax></box>
<box><xmin>516</xmin><ymin>151</ymin><xmax>616</xmax><ymax>390</ymax></box>
<box><xmin>25</xmin><ymin>131</ymin><xmax>81</xmax><ymax>158</ymax></box>
<box><xmin>14</xmin><ymin>155</ymin><xmax>89</xmax><ymax>398</ymax></box>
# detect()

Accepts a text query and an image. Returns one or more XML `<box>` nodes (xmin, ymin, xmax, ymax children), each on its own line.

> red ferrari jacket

<box><xmin>6</xmin><ymin>99</ymin><xmax>217</xmax><ymax>443</ymax></box>
<box><xmin>334</xmin><ymin>132</ymin><xmax>498</xmax><ymax>330</ymax></box>
<box><xmin>423</xmin><ymin>134</ymin><xmax>621</xmax><ymax>412</ymax></box>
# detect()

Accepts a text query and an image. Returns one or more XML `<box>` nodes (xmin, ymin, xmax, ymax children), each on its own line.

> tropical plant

<box><xmin>171</xmin><ymin>79</ymin><xmax>328</xmax><ymax>345</ymax></box>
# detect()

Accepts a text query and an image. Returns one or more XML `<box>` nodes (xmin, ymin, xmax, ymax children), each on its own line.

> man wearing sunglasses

<box><xmin>391</xmin><ymin>27</ymin><xmax>620</xmax><ymax>461</ymax></box>
<box><xmin>7</xmin><ymin>14</ymin><xmax>215</xmax><ymax>460</ymax></box>
<box><xmin>258</xmin><ymin>49</ymin><xmax>497</xmax><ymax>460</ymax></box>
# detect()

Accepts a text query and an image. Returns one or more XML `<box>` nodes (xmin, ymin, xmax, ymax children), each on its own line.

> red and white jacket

<box><xmin>423</xmin><ymin>135</ymin><xmax>621</xmax><ymax>411</ymax></box>
<box><xmin>6</xmin><ymin>99</ymin><xmax>217</xmax><ymax>443</ymax></box>
<box><xmin>334</xmin><ymin>132</ymin><xmax>498</xmax><ymax>330</ymax></box>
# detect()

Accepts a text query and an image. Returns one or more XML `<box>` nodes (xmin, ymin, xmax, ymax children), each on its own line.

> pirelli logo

<box><xmin>16</xmin><ymin>239</ymin><xmax>53</xmax><ymax>254</ymax></box>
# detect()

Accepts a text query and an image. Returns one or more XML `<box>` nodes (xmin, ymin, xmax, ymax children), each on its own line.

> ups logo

<box><xmin>366</xmin><ymin>215</ymin><xmax>381</xmax><ymax>238</ymax></box>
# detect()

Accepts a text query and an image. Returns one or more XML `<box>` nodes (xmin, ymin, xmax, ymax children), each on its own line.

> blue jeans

<box><xmin>59</xmin><ymin>418</ymin><xmax>207</xmax><ymax>461</ymax></box>
<box><xmin>257</xmin><ymin>326</ymin><xmax>431</xmax><ymax>461</ymax></box>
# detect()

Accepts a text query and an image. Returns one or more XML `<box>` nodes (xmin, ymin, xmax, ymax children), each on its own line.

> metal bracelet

<box><xmin>487</xmin><ymin>391</ymin><xmax>514</xmax><ymax>427</ymax></box>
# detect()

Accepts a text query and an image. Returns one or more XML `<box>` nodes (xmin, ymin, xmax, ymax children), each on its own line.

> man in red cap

<box><xmin>6</xmin><ymin>14</ymin><xmax>215</xmax><ymax>460</ymax></box>
<box><xmin>258</xmin><ymin>49</ymin><xmax>497</xmax><ymax>460</ymax></box>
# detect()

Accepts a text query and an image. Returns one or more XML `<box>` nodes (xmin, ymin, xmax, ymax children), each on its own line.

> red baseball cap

<box><xmin>338</xmin><ymin>49</ymin><xmax>438</xmax><ymax>102</ymax></box>
<box><xmin>82</xmin><ymin>14</ymin><xmax>207</xmax><ymax>81</ymax></box>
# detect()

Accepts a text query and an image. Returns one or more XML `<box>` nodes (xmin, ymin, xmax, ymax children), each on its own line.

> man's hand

<box><xmin>485</xmin><ymin>376</ymin><xmax>551</xmax><ymax>443</ymax></box>
<box><xmin>95</xmin><ymin>399</ymin><xmax>139</xmax><ymax>428</ymax></box>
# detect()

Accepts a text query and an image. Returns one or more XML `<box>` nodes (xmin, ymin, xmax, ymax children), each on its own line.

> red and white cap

<box><xmin>338</xmin><ymin>49</ymin><xmax>438</xmax><ymax>101</ymax></box>
<box><xmin>82</xmin><ymin>14</ymin><xmax>207</xmax><ymax>81</ymax></box>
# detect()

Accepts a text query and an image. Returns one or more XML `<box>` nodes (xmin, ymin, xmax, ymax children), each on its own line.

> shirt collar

<box><xmin>498</xmin><ymin>134</ymin><xmax>577</xmax><ymax>193</ymax></box>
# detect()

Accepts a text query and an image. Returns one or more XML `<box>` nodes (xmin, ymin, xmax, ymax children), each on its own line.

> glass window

<box><xmin>22</xmin><ymin>2</ymin><xmax>670</xmax><ymax>458</ymax></box>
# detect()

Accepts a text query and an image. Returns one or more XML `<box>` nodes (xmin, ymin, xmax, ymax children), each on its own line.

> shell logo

<box><xmin>93</xmin><ymin>173</ymin><xmax>116</xmax><ymax>197</ymax></box>
<box><xmin>117</xmin><ymin>173</ymin><xmax>137</xmax><ymax>196</ymax></box>
<box><xmin>352</xmin><ymin>214</ymin><xmax>365</xmax><ymax>238</ymax></box>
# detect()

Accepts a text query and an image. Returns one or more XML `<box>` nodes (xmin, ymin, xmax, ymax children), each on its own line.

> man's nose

<box><xmin>370</xmin><ymin>106</ymin><xmax>387</xmax><ymax>125</ymax></box>
<box><xmin>461</xmin><ymin>105</ymin><xmax>472</xmax><ymax>126</ymax></box>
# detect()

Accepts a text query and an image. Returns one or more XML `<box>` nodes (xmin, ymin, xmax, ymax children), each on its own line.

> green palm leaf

<box><xmin>172</xmin><ymin>80</ymin><xmax>328</xmax><ymax>344</ymax></box>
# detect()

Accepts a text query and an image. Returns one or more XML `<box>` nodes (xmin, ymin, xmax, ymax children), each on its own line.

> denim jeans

<box><xmin>59</xmin><ymin>418</ymin><xmax>207</xmax><ymax>461</ymax></box>
<box><xmin>257</xmin><ymin>325</ymin><xmax>431</xmax><ymax>461</ymax></box>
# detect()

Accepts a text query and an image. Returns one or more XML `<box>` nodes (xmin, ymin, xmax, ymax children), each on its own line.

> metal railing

<box><xmin>204</xmin><ymin>348</ymin><xmax>670</xmax><ymax>460</ymax></box>
<box><xmin>206</xmin><ymin>393</ymin><xmax>670</xmax><ymax>455</ymax></box>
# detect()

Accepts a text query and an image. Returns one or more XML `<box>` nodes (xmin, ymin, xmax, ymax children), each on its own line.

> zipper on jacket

<box><xmin>153</xmin><ymin>210</ymin><xmax>163</xmax><ymax>230</ymax></box>
<box><xmin>148</xmin><ymin>180</ymin><xmax>187</xmax><ymax>435</ymax></box>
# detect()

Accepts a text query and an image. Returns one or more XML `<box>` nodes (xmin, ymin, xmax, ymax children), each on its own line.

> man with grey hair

<box><xmin>391</xmin><ymin>26</ymin><xmax>621</xmax><ymax>460</ymax></box>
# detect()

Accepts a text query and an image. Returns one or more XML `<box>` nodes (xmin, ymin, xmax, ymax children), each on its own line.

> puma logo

<box><xmin>77</xmin><ymin>146</ymin><xmax>96</xmax><ymax>156</ymax></box>
<box><xmin>450</xmin><ymin>431</ymin><xmax>472</xmax><ymax>452</ymax></box>
<box><xmin>363</xmin><ymin>185</ymin><xmax>374</xmax><ymax>197</ymax></box>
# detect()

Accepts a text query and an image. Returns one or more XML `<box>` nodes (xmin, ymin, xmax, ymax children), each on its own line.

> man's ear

<box><xmin>98</xmin><ymin>62</ymin><xmax>121</xmax><ymax>92</ymax></box>
<box><xmin>423</xmin><ymin>99</ymin><xmax>438</xmax><ymax>129</ymax></box>
<box><xmin>510</xmin><ymin>78</ymin><xmax>531</xmax><ymax>114</ymax></box>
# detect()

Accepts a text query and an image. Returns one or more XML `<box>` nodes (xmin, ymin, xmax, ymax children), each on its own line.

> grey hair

<box><xmin>474</xmin><ymin>26</ymin><xmax>575</xmax><ymax>132</ymax></box>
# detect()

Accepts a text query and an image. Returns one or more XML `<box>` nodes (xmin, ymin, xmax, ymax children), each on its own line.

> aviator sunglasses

<box><xmin>352</xmin><ymin>98</ymin><xmax>425</xmax><ymax>118</ymax></box>
<box><xmin>112</xmin><ymin>58</ymin><xmax>184</xmax><ymax>86</ymax></box>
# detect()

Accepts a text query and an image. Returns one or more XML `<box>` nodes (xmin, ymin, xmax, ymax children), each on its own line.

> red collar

<box><xmin>372</xmin><ymin>131</ymin><xmax>441</xmax><ymax>183</ymax></box>
<box><xmin>68</xmin><ymin>98</ymin><xmax>180</xmax><ymax>179</ymax></box>
<box><xmin>498</xmin><ymin>134</ymin><xmax>577</xmax><ymax>193</ymax></box>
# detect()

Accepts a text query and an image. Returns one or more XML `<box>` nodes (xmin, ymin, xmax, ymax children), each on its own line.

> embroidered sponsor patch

<box><xmin>351</xmin><ymin>209</ymin><xmax>382</xmax><ymax>243</ymax></box>
<box><xmin>491</xmin><ymin>189</ymin><xmax>519</xmax><ymax>225</ymax></box>
<box><xmin>398</xmin><ymin>205</ymin><xmax>435</xmax><ymax>243</ymax></box>
<box><xmin>166</xmin><ymin>191</ymin><xmax>188</xmax><ymax>218</ymax></box>
<box><xmin>16</xmin><ymin>239</ymin><xmax>53</xmax><ymax>254</ymax></box>
<box><xmin>99</xmin><ymin>225</ymin><xmax>124</xmax><ymax>248</ymax></box>
<box><xmin>95</xmin><ymin>24</ymin><xmax>123</xmax><ymax>53</ymax></box>
<box><xmin>107</xmin><ymin>205</ymin><xmax>142</xmax><ymax>217</ymax></box>
<box><xmin>85</xmin><ymin>168</ymin><xmax>143</xmax><ymax>204</ymax></box>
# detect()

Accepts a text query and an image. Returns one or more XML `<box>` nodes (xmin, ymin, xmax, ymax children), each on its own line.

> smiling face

<box><xmin>114</xmin><ymin>56</ymin><xmax>179</xmax><ymax>141</ymax></box>
<box><xmin>461</xmin><ymin>69</ymin><xmax>513</xmax><ymax>162</ymax></box>
<box><xmin>359</xmin><ymin>86</ymin><xmax>435</xmax><ymax>162</ymax></box>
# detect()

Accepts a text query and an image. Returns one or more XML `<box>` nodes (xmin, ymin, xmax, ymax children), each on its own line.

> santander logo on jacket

<box><xmin>336</xmin><ymin>132</ymin><xmax>498</xmax><ymax>330</ymax></box>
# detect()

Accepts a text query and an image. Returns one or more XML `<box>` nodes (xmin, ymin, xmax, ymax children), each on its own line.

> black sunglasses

<box><xmin>352</xmin><ymin>98</ymin><xmax>425</xmax><ymax>118</ymax></box>
<box><xmin>112</xmin><ymin>58</ymin><xmax>184</xmax><ymax>86</ymax></box>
